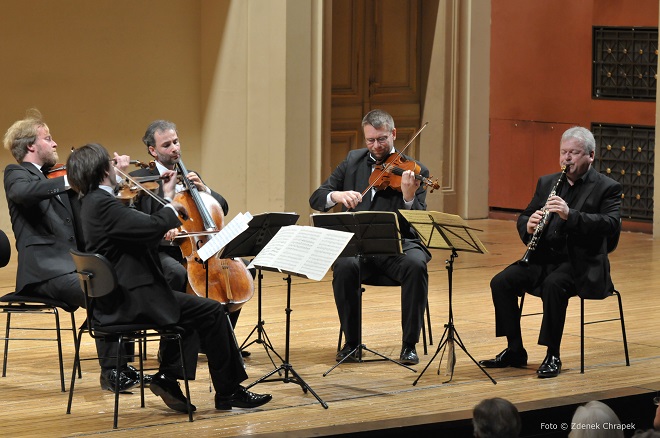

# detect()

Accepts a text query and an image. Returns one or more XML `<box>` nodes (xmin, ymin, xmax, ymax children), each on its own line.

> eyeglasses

<box><xmin>365</xmin><ymin>133</ymin><xmax>391</xmax><ymax>145</ymax></box>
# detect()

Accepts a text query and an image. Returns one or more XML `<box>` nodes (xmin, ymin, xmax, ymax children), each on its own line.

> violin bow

<box><xmin>114</xmin><ymin>166</ymin><xmax>190</xmax><ymax>222</ymax></box>
<box><xmin>360</xmin><ymin>121</ymin><xmax>429</xmax><ymax>197</ymax></box>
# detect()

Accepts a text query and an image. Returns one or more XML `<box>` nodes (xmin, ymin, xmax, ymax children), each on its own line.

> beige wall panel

<box><xmin>0</xmin><ymin>0</ymin><xmax>201</xmax><ymax>234</ymax></box>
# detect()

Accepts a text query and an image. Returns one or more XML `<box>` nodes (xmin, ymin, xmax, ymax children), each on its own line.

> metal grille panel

<box><xmin>592</xmin><ymin>123</ymin><xmax>654</xmax><ymax>221</ymax></box>
<box><xmin>593</xmin><ymin>27</ymin><xmax>658</xmax><ymax>100</ymax></box>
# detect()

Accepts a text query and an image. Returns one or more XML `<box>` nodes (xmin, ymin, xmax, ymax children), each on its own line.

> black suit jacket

<box><xmin>80</xmin><ymin>188</ymin><xmax>182</xmax><ymax>326</ymax></box>
<box><xmin>309</xmin><ymin>148</ymin><xmax>431</xmax><ymax>253</ymax></box>
<box><xmin>3</xmin><ymin>162</ymin><xmax>83</xmax><ymax>293</ymax></box>
<box><xmin>517</xmin><ymin>167</ymin><xmax>621</xmax><ymax>299</ymax></box>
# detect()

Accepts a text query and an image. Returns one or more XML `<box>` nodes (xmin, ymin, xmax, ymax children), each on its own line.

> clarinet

<box><xmin>519</xmin><ymin>165</ymin><xmax>569</xmax><ymax>266</ymax></box>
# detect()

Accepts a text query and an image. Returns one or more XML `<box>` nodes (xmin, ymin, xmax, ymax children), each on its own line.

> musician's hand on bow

<box><xmin>186</xmin><ymin>172</ymin><xmax>208</xmax><ymax>193</ymax></box>
<box><xmin>170</xmin><ymin>202</ymin><xmax>189</xmax><ymax>221</ymax></box>
<box><xmin>545</xmin><ymin>195</ymin><xmax>569</xmax><ymax>220</ymax></box>
<box><xmin>401</xmin><ymin>169</ymin><xmax>419</xmax><ymax>203</ymax></box>
<box><xmin>162</xmin><ymin>170</ymin><xmax>178</xmax><ymax>200</ymax></box>
<box><xmin>164</xmin><ymin>227</ymin><xmax>180</xmax><ymax>243</ymax></box>
<box><xmin>527</xmin><ymin>210</ymin><xmax>544</xmax><ymax>234</ymax></box>
<box><xmin>332</xmin><ymin>191</ymin><xmax>363</xmax><ymax>209</ymax></box>
<box><xmin>112</xmin><ymin>153</ymin><xmax>131</xmax><ymax>173</ymax></box>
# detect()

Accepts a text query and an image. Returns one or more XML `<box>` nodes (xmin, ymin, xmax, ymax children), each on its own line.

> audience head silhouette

<box><xmin>472</xmin><ymin>397</ymin><xmax>521</xmax><ymax>438</ymax></box>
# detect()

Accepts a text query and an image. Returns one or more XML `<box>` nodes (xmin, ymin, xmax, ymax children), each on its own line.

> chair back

<box><xmin>0</xmin><ymin>230</ymin><xmax>11</xmax><ymax>268</ymax></box>
<box><xmin>69</xmin><ymin>249</ymin><xmax>118</xmax><ymax>299</ymax></box>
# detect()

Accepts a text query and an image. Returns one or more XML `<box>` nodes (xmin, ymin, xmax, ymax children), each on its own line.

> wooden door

<box><xmin>327</xmin><ymin>0</ymin><xmax>422</xmax><ymax>179</ymax></box>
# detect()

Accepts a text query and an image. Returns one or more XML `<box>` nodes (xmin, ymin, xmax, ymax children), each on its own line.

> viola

<box><xmin>173</xmin><ymin>160</ymin><xmax>253</xmax><ymax>312</ymax></box>
<box><xmin>368</xmin><ymin>154</ymin><xmax>440</xmax><ymax>193</ymax></box>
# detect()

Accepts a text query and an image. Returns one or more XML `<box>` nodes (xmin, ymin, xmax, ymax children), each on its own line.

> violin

<box><xmin>368</xmin><ymin>154</ymin><xmax>440</xmax><ymax>193</ymax></box>
<box><xmin>173</xmin><ymin>159</ymin><xmax>253</xmax><ymax>312</ymax></box>
<box><xmin>44</xmin><ymin>159</ymin><xmax>155</xmax><ymax>179</ymax></box>
<box><xmin>44</xmin><ymin>163</ymin><xmax>67</xmax><ymax>179</ymax></box>
<box><xmin>115</xmin><ymin>179</ymin><xmax>160</xmax><ymax>206</ymax></box>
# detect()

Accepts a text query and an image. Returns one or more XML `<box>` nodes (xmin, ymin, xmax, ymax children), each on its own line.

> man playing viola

<box><xmin>309</xmin><ymin>109</ymin><xmax>432</xmax><ymax>365</ymax></box>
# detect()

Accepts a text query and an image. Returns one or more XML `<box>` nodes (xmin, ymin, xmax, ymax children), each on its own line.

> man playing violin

<box><xmin>309</xmin><ymin>109</ymin><xmax>432</xmax><ymax>365</ymax></box>
<box><xmin>66</xmin><ymin>143</ymin><xmax>271</xmax><ymax>413</ymax></box>
<box><xmin>2</xmin><ymin>109</ymin><xmax>142</xmax><ymax>392</ymax></box>
<box><xmin>130</xmin><ymin>120</ymin><xmax>250</xmax><ymax>356</ymax></box>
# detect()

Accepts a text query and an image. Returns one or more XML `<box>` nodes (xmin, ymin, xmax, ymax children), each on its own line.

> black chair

<box><xmin>0</xmin><ymin>230</ymin><xmax>78</xmax><ymax>392</ymax></box>
<box><xmin>337</xmin><ymin>277</ymin><xmax>433</xmax><ymax>355</ymax></box>
<box><xmin>67</xmin><ymin>249</ymin><xmax>193</xmax><ymax>429</ymax></box>
<box><xmin>519</xmin><ymin>224</ymin><xmax>630</xmax><ymax>373</ymax></box>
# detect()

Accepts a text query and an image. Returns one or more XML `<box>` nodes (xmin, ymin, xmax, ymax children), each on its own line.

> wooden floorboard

<box><xmin>1</xmin><ymin>218</ymin><xmax>658</xmax><ymax>437</ymax></box>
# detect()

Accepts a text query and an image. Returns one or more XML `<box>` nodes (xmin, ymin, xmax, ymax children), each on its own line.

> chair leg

<box><xmin>580</xmin><ymin>299</ymin><xmax>585</xmax><ymax>374</ymax></box>
<box><xmin>53</xmin><ymin>307</ymin><xmax>66</xmax><ymax>392</ymax></box>
<box><xmin>175</xmin><ymin>334</ymin><xmax>194</xmax><ymax>423</ymax></box>
<box><xmin>138</xmin><ymin>336</ymin><xmax>145</xmax><ymax>408</ymax></box>
<box><xmin>421</xmin><ymin>319</ymin><xmax>427</xmax><ymax>355</ymax></box>
<box><xmin>2</xmin><ymin>312</ymin><xmax>11</xmax><ymax>377</ymax></box>
<box><xmin>614</xmin><ymin>291</ymin><xmax>630</xmax><ymax>366</ymax></box>
<box><xmin>70</xmin><ymin>313</ymin><xmax>82</xmax><ymax>378</ymax></box>
<box><xmin>425</xmin><ymin>300</ymin><xmax>433</xmax><ymax>346</ymax></box>
<box><xmin>113</xmin><ymin>337</ymin><xmax>124</xmax><ymax>429</ymax></box>
<box><xmin>67</xmin><ymin>329</ymin><xmax>85</xmax><ymax>414</ymax></box>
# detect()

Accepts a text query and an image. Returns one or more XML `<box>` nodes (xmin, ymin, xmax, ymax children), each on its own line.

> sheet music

<box><xmin>197</xmin><ymin>212</ymin><xmax>253</xmax><ymax>261</ymax></box>
<box><xmin>248</xmin><ymin>225</ymin><xmax>353</xmax><ymax>281</ymax></box>
<box><xmin>398</xmin><ymin>210</ymin><xmax>487</xmax><ymax>253</ymax></box>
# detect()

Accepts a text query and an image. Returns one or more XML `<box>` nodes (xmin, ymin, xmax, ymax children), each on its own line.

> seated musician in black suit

<box><xmin>2</xmin><ymin>109</ymin><xmax>139</xmax><ymax>392</ymax></box>
<box><xmin>66</xmin><ymin>143</ymin><xmax>271</xmax><ymax>412</ymax></box>
<box><xmin>130</xmin><ymin>120</ymin><xmax>250</xmax><ymax>357</ymax></box>
<box><xmin>309</xmin><ymin>109</ymin><xmax>432</xmax><ymax>365</ymax></box>
<box><xmin>479</xmin><ymin>126</ymin><xmax>621</xmax><ymax>378</ymax></box>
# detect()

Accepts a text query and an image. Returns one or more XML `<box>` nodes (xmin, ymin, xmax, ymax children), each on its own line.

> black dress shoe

<box><xmin>335</xmin><ymin>343</ymin><xmax>359</xmax><ymax>362</ymax></box>
<box><xmin>479</xmin><ymin>348</ymin><xmax>528</xmax><ymax>368</ymax></box>
<box><xmin>240</xmin><ymin>350</ymin><xmax>251</xmax><ymax>358</ymax></box>
<box><xmin>100</xmin><ymin>368</ymin><xmax>139</xmax><ymax>393</ymax></box>
<box><xmin>149</xmin><ymin>372</ymin><xmax>196</xmax><ymax>413</ymax></box>
<box><xmin>215</xmin><ymin>386</ymin><xmax>272</xmax><ymax>410</ymax></box>
<box><xmin>399</xmin><ymin>346</ymin><xmax>419</xmax><ymax>365</ymax></box>
<box><xmin>123</xmin><ymin>365</ymin><xmax>153</xmax><ymax>386</ymax></box>
<box><xmin>537</xmin><ymin>354</ymin><xmax>561</xmax><ymax>378</ymax></box>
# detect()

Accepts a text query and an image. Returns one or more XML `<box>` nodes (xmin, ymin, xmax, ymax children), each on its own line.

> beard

<box><xmin>40</xmin><ymin>149</ymin><xmax>58</xmax><ymax>168</ymax></box>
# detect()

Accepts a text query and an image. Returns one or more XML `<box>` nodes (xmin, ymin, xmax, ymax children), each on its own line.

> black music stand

<box><xmin>311</xmin><ymin>211</ymin><xmax>417</xmax><ymax>376</ymax></box>
<box><xmin>245</xmin><ymin>225</ymin><xmax>354</xmax><ymax>409</ymax></box>
<box><xmin>398</xmin><ymin>210</ymin><xmax>495</xmax><ymax>385</ymax></box>
<box><xmin>220</xmin><ymin>212</ymin><xmax>299</xmax><ymax>368</ymax></box>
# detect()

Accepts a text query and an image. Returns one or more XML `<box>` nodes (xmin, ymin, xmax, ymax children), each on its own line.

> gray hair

<box><xmin>561</xmin><ymin>126</ymin><xmax>596</xmax><ymax>155</ymax></box>
<box><xmin>361</xmin><ymin>109</ymin><xmax>395</xmax><ymax>132</ymax></box>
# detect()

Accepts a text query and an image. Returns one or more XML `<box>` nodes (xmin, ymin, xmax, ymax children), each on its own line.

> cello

<box><xmin>173</xmin><ymin>160</ymin><xmax>253</xmax><ymax>312</ymax></box>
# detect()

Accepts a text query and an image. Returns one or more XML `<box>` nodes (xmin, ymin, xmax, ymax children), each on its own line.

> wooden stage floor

<box><xmin>1</xmin><ymin>219</ymin><xmax>658</xmax><ymax>437</ymax></box>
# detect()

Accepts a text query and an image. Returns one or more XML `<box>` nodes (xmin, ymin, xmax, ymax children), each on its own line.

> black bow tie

<box><xmin>367</xmin><ymin>155</ymin><xmax>382</xmax><ymax>167</ymax></box>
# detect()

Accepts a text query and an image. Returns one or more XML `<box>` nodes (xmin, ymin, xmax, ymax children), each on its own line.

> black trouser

<box><xmin>490</xmin><ymin>261</ymin><xmax>577</xmax><ymax>352</ymax></box>
<box><xmin>158</xmin><ymin>292</ymin><xmax>247</xmax><ymax>395</ymax></box>
<box><xmin>332</xmin><ymin>245</ymin><xmax>430</xmax><ymax>347</ymax></box>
